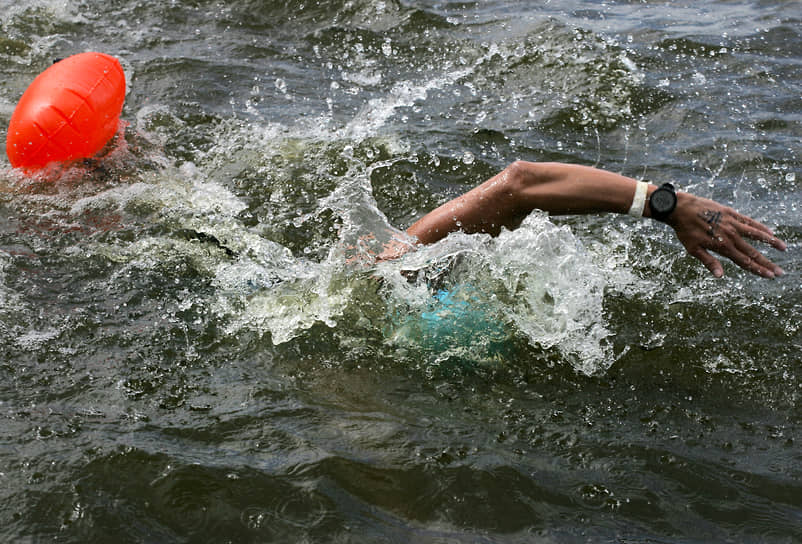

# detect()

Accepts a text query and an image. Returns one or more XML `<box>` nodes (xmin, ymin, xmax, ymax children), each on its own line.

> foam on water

<box><xmin>0</xmin><ymin>250</ymin><xmax>21</xmax><ymax>333</ymax></box>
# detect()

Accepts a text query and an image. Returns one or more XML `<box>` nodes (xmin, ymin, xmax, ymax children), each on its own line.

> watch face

<box><xmin>651</xmin><ymin>188</ymin><xmax>675</xmax><ymax>213</ymax></box>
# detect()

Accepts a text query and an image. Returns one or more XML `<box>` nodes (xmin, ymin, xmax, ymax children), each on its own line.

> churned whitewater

<box><xmin>1</xmin><ymin>1</ymin><xmax>800</xmax><ymax>542</ymax></box>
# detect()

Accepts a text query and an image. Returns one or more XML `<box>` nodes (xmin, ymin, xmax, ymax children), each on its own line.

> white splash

<box><xmin>376</xmin><ymin>213</ymin><xmax>616</xmax><ymax>375</ymax></box>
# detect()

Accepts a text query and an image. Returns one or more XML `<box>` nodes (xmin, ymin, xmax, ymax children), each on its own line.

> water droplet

<box><xmin>786</xmin><ymin>172</ymin><xmax>796</xmax><ymax>182</ymax></box>
<box><xmin>462</xmin><ymin>151</ymin><xmax>475</xmax><ymax>165</ymax></box>
<box><xmin>692</xmin><ymin>72</ymin><xmax>707</xmax><ymax>85</ymax></box>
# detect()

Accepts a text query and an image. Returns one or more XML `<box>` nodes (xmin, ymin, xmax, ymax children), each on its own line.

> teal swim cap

<box><xmin>388</xmin><ymin>285</ymin><xmax>509</xmax><ymax>365</ymax></box>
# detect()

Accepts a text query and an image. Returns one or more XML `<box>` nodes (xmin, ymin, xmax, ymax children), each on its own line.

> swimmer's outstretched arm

<box><xmin>391</xmin><ymin>161</ymin><xmax>786</xmax><ymax>278</ymax></box>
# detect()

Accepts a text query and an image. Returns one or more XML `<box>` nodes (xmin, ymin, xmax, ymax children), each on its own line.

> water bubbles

<box><xmin>16</xmin><ymin>328</ymin><xmax>60</xmax><ymax>351</ymax></box>
<box><xmin>461</xmin><ymin>151</ymin><xmax>475</xmax><ymax>165</ymax></box>
<box><xmin>786</xmin><ymin>172</ymin><xmax>796</xmax><ymax>183</ymax></box>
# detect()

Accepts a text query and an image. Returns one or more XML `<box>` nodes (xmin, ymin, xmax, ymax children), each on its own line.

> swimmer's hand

<box><xmin>376</xmin><ymin>237</ymin><xmax>416</xmax><ymax>262</ymax></box>
<box><xmin>344</xmin><ymin>233</ymin><xmax>417</xmax><ymax>265</ymax></box>
<box><xmin>667</xmin><ymin>192</ymin><xmax>787</xmax><ymax>278</ymax></box>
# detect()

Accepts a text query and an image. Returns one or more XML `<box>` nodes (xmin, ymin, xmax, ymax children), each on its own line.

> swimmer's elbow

<box><xmin>505</xmin><ymin>161</ymin><xmax>558</xmax><ymax>198</ymax></box>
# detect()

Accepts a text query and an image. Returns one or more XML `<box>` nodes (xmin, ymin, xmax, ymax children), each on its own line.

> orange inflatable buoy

<box><xmin>6</xmin><ymin>52</ymin><xmax>126</xmax><ymax>169</ymax></box>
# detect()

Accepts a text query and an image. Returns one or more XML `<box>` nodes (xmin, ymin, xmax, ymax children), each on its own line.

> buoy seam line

<box><xmin>47</xmin><ymin>104</ymin><xmax>83</xmax><ymax>136</ymax></box>
<box><xmin>82</xmin><ymin>58</ymin><xmax>125</xmax><ymax>112</ymax></box>
<box><xmin>66</xmin><ymin>87</ymin><xmax>96</xmax><ymax>115</ymax></box>
<box><xmin>39</xmin><ymin>59</ymin><xmax>122</xmax><ymax>139</ymax></box>
<box><xmin>36</xmin><ymin>104</ymin><xmax>94</xmax><ymax>164</ymax></box>
<box><xmin>31</xmin><ymin>117</ymin><xmax>74</xmax><ymax>162</ymax></box>
<box><xmin>61</xmin><ymin>59</ymin><xmax>123</xmax><ymax>123</ymax></box>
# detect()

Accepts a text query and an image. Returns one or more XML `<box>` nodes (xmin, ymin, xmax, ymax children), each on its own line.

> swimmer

<box><xmin>380</xmin><ymin>161</ymin><xmax>787</xmax><ymax>278</ymax></box>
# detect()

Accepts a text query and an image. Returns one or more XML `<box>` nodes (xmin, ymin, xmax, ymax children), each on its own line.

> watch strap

<box><xmin>628</xmin><ymin>181</ymin><xmax>649</xmax><ymax>218</ymax></box>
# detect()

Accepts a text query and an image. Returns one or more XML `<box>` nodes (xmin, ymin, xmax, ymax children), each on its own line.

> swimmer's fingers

<box><xmin>688</xmin><ymin>236</ymin><xmax>778</xmax><ymax>279</ymax></box>
<box><xmin>688</xmin><ymin>247</ymin><xmax>725</xmax><ymax>278</ymax></box>
<box><xmin>723</xmin><ymin>236</ymin><xmax>781</xmax><ymax>278</ymax></box>
<box><xmin>670</xmin><ymin>194</ymin><xmax>786</xmax><ymax>278</ymax></box>
<box><xmin>725</xmin><ymin>213</ymin><xmax>786</xmax><ymax>277</ymax></box>
<box><xmin>376</xmin><ymin>237</ymin><xmax>417</xmax><ymax>262</ymax></box>
<box><xmin>732</xmin><ymin>212</ymin><xmax>787</xmax><ymax>251</ymax></box>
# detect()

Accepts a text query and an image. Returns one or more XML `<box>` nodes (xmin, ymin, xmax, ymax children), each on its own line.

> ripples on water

<box><xmin>1</xmin><ymin>0</ymin><xmax>800</xmax><ymax>542</ymax></box>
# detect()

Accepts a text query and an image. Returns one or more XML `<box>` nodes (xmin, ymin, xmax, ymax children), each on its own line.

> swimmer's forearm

<box><xmin>511</xmin><ymin>161</ymin><xmax>660</xmax><ymax>216</ymax></box>
<box><xmin>406</xmin><ymin>161</ymin><xmax>655</xmax><ymax>243</ymax></box>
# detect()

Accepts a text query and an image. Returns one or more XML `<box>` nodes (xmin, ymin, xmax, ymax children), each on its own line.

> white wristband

<box><xmin>628</xmin><ymin>181</ymin><xmax>648</xmax><ymax>218</ymax></box>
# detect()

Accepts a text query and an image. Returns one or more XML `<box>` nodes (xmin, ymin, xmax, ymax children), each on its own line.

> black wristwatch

<box><xmin>649</xmin><ymin>183</ymin><xmax>677</xmax><ymax>222</ymax></box>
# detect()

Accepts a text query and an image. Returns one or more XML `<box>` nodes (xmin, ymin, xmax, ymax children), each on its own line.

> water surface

<box><xmin>1</xmin><ymin>1</ymin><xmax>800</xmax><ymax>542</ymax></box>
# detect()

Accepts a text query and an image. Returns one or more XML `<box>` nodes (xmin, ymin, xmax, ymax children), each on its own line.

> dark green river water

<box><xmin>1</xmin><ymin>1</ymin><xmax>800</xmax><ymax>542</ymax></box>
